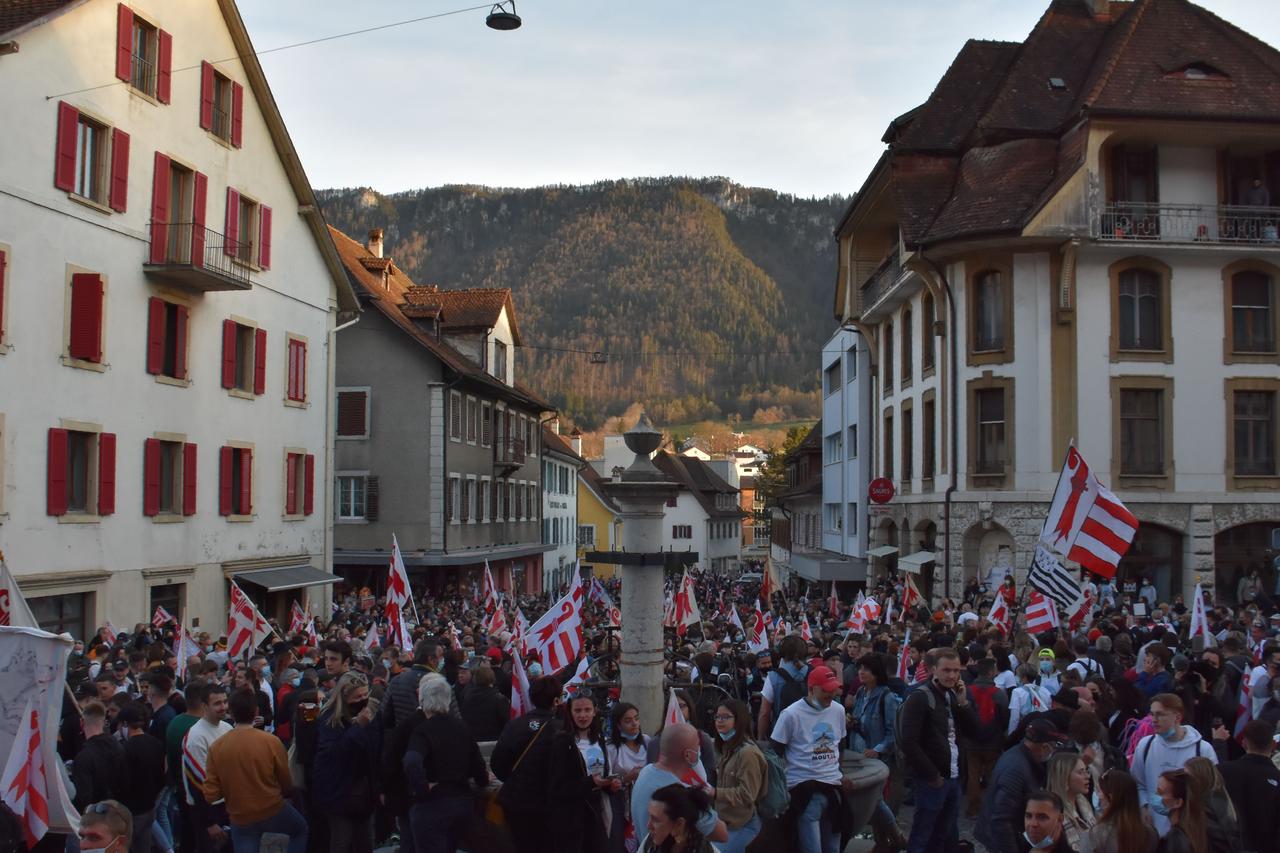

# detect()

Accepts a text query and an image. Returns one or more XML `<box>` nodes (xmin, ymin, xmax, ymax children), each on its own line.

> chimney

<box><xmin>550</xmin><ymin>418</ymin><xmax>561</xmax><ymax>435</ymax></box>
<box><xmin>367</xmin><ymin>228</ymin><xmax>384</xmax><ymax>258</ymax></box>
<box><xmin>570</xmin><ymin>427</ymin><xmax>583</xmax><ymax>456</ymax></box>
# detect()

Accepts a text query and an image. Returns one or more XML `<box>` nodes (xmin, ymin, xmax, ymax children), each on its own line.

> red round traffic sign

<box><xmin>868</xmin><ymin>478</ymin><xmax>895</xmax><ymax>504</ymax></box>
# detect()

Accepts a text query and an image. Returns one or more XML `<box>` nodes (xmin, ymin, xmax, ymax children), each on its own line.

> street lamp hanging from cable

<box><xmin>486</xmin><ymin>1</ymin><xmax>522</xmax><ymax>30</ymax></box>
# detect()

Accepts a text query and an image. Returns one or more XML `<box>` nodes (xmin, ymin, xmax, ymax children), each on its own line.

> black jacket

<box><xmin>1218</xmin><ymin>754</ymin><xmax>1280</xmax><ymax>852</ymax></box>
<box><xmin>381</xmin><ymin>712</ymin><xmax>427</xmax><ymax>817</ymax></box>
<box><xmin>402</xmin><ymin>715</ymin><xmax>488</xmax><ymax>802</ymax></box>
<box><xmin>71</xmin><ymin>734</ymin><xmax>128</xmax><ymax>811</ymax></box>
<box><xmin>976</xmin><ymin>745</ymin><xmax>1048</xmax><ymax>853</ymax></box>
<box><xmin>120</xmin><ymin>732</ymin><xmax>166</xmax><ymax>815</ymax></box>
<box><xmin>459</xmin><ymin>684</ymin><xmax>510</xmax><ymax>742</ymax></box>
<box><xmin>898</xmin><ymin>680</ymin><xmax>977</xmax><ymax>783</ymax></box>
<box><xmin>490</xmin><ymin>710</ymin><xmax>561</xmax><ymax>812</ymax></box>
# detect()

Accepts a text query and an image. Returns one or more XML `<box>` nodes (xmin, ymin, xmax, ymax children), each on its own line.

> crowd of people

<box><xmin>5</xmin><ymin>567</ymin><xmax>1280</xmax><ymax>853</ymax></box>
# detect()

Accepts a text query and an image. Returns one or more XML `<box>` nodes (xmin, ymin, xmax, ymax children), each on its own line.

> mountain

<box><xmin>318</xmin><ymin>177</ymin><xmax>847</xmax><ymax>429</ymax></box>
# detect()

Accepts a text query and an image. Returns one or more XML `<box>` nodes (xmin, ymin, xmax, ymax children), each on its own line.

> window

<box><xmin>30</xmin><ymin>593</ymin><xmax>87</xmax><ymax>641</ymax></box>
<box><xmin>1230</xmin><ymin>270</ymin><xmax>1275</xmax><ymax>354</ymax></box>
<box><xmin>462</xmin><ymin>478</ymin><xmax>474</xmax><ymax>522</ymax></box>
<box><xmin>286</xmin><ymin>337</ymin><xmax>307</xmax><ymax>403</ymax></box>
<box><xmin>224</xmin><ymin>190</ymin><xmax>270</xmax><ymax>268</ymax></box>
<box><xmin>66</xmin><ymin>271</ymin><xmax>105</xmax><ymax>365</ymax></box>
<box><xmin>221</xmin><ymin>319</ymin><xmax>265</xmax><ymax>395</ymax></box>
<box><xmin>974</xmin><ymin>271</ymin><xmax>1005</xmax><ymax>353</ymax></box>
<box><xmin>526</xmin><ymin>417</ymin><xmax>536</xmax><ymax>456</ymax></box>
<box><xmin>200</xmin><ymin>62</ymin><xmax>243</xmax><ymax>147</ymax></box>
<box><xmin>145</xmin><ymin>298</ymin><xmax>189</xmax><ymax>381</ymax></box>
<box><xmin>824</xmin><ymin>361</ymin><xmax>841</xmax><ymax>396</ymax></box>
<box><xmin>882</xmin><ymin>323</ymin><xmax>894</xmax><ymax>393</ymax></box>
<box><xmin>847</xmin><ymin>503</ymin><xmax>859</xmax><ymax>536</ymax></box>
<box><xmin>218</xmin><ymin>446</ymin><xmax>253</xmax><ymax>517</ymax></box>
<box><xmin>528</xmin><ymin>483</ymin><xmax>537</xmax><ymax>517</ymax></box>
<box><xmin>970</xmin><ymin>380</ymin><xmax>1011</xmax><ymax>479</ymax></box>
<box><xmin>466</xmin><ymin>398</ymin><xmax>478</xmax><ymax>443</ymax></box>
<box><xmin>336</xmin><ymin>389</ymin><xmax>369</xmax><ymax>437</ymax></box>
<box><xmin>922</xmin><ymin>395</ymin><xmax>936</xmax><ymax>481</ymax></box>
<box><xmin>578</xmin><ymin>525</ymin><xmax>596</xmax><ymax>547</ymax></box>
<box><xmin>143</xmin><ymin>438</ymin><xmax>196</xmax><ymax>516</ymax></box>
<box><xmin>507</xmin><ymin>481</ymin><xmax>515</xmax><ymax>520</ymax></box>
<box><xmin>846</xmin><ymin>344</ymin><xmax>857</xmax><ymax>382</ymax></box>
<box><xmin>901</xmin><ymin>308</ymin><xmax>913</xmax><ymax>386</ymax></box>
<box><xmin>494</xmin><ymin>339</ymin><xmax>508</xmax><ymax>381</ymax></box>
<box><xmin>283</xmin><ymin>451</ymin><xmax>315</xmax><ymax>517</ymax></box>
<box><xmin>1118</xmin><ymin>269</ymin><xmax>1162</xmax><ymax>350</ymax></box>
<box><xmin>1232</xmin><ymin>387</ymin><xmax>1277</xmax><ymax>478</ymax></box>
<box><xmin>921</xmin><ymin>292</ymin><xmax>936</xmax><ymax>372</ymax></box>
<box><xmin>1110</xmin><ymin>145</ymin><xmax>1158</xmax><ymax>204</ymax></box>
<box><xmin>1116</xmin><ymin>384</ymin><xmax>1168</xmax><ymax>480</ymax></box>
<box><xmin>479</xmin><ymin>479</ymin><xmax>491</xmax><ymax>522</ymax></box>
<box><xmin>54</xmin><ymin>104</ymin><xmax>130</xmax><ymax>213</ymax></box>
<box><xmin>116</xmin><ymin>6</ymin><xmax>172</xmax><ymax>101</ymax></box>
<box><xmin>883</xmin><ymin>410</ymin><xmax>894</xmax><ymax>479</ymax></box>
<box><xmin>847</xmin><ymin>424</ymin><xmax>858</xmax><ymax>459</ymax></box>
<box><xmin>515</xmin><ymin>480</ymin><xmax>524</xmax><ymax>520</ymax></box>
<box><xmin>450</xmin><ymin>391</ymin><xmax>462</xmax><ymax>441</ymax></box>
<box><xmin>148</xmin><ymin>155</ymin><xmax>208</xmax><ymax>267</ymax></box>
<box><xmin>337</xmin><ymin>475</ymin><xmax>367</xmax><ymax>520</ymax></box>
<box><xmin>672</xmin><ymin>525</ymin><xmax>692</xmax><ymax>539</ymax></box>
<box><xmin>823</xmin><ymin>431</ymin><xmax>843</xmax><ymax>465</ymax></box>
<box><xmin>47</xmin><ymin>427</ymin><xmax>115</xmax><ymax>517</ymax></box>
<box><xmin>447</xmin><ymin>475</ymin><xmax>460</xmax><ymax>523</ymax></box>
<box><xmin>481</xmin><ymin>403</ymin><xmax>492</xmax><ymax>446</ymax></box>
<box><xmin>825</xmin><ymin>503</ymin><xmax>842</xmax><ymax>533</ymax></box>
<box><xmin>901</xmin><ymin>402</ymin><xmax>914</xmax><ymax>483</ymax></box>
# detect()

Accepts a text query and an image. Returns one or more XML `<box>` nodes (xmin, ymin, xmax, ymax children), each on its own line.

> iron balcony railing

<box><xmin>145</xmin><ymin>221</ymin><xmax>252</xmax><ymax>288</ymax></box>
<box><xmin>859</xmin><ymin>252</ymin><xmax>903</xmax><ymax>312</ymax></box>
<box><xmin>496</xmin><ymin>437</ymin><xmax>526</xmax><ymax>467</ymax></box>
<box><xmin>130</xmin><ymin>54</ymin><xmax>156</xmax><ymax>97</ymax></box>
<box><xmin>1095</xmin><ymin>202</ymin><xmax>1280</xmax><ymax>244</ymax></box>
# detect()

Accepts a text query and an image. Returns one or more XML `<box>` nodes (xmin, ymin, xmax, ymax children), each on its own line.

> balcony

<box><xmin>143</xmin><ymin>222</ymin><xmax>252</xmax><ymax>292</ymax></box>
<box><xmin>1095</xmin><ymin>202</ymin><xmax>1280</xmax><ymax>245</ymax></box>
<box><xmin>495</xmin><ymin>437</ymin><xmax>526</xmax><ymax>474</ymax></box>
<box><xmin>858</xmin><ymin>252</ymin><xmax>902</xmax><ymax>315</ymax></box>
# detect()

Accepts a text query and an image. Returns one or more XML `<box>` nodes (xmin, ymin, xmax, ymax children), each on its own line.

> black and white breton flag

<box><xmin>1028</xmin><ymin>544</ymin><xmax>1082</xmax><ymax>613</ymax></box>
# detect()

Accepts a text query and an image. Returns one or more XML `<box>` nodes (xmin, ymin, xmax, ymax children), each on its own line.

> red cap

<box><xmin>807</xmin><ymin>664</ymin><xmax>842</xmax><ymax>693</ymax></box>
<box><xmin>485</xmin><ymin>647</ymin><xmax>503</xmax><ymax>662</ymax></box>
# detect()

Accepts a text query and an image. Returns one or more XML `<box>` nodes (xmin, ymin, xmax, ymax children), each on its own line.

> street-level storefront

<box><xmin>334</xmin><ymin>545</ymin><xmax>552</xmax><ymax>598</ymax></box>
<box><xmin>1215</xmin><ymin>522</ymin><xmax>1280</xmax><ymax>603</ymax></box>
<box><xmin>1115</xmin><ymin>524</ymin><xmax>1184</xmax><ymax>606</ymax></box>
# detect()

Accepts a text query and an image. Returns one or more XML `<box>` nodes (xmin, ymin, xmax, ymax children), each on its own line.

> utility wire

<box><xmin>518</xmin><ymin>342</ymin><xmax>832</xmax><ymax>359</ymax></box>
<box><xmin>46</xmin><ymin>3</ymin><xmax>496</xmax><ymax>100</ymax></box>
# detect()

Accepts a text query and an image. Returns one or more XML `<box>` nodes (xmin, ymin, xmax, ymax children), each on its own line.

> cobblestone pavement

<box><xmin>844</xmin><ymin>805</ymin><xmax>983</xmax><ymax>853</ymax></box>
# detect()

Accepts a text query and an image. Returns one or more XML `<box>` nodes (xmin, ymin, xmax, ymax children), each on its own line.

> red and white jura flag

<box><xmin>527</xmin><ymin>580</ymin><xmax>584</xmax><ymax>674</ymax></box>
<box><xmin>673</xmin><ymin>568</ymin><xmax>702</xmax><ymax>636</ymax></box>
<box><xmin>365</xmin><ymin>622</ymin><xmax>380</xmax><ymax>650</ymax></box>
<box><xmin>227</xmin><ymin>581</ymin><xmax>271</xmax><ymax>658</ymax></box>
<box><xmin>305</xmin><ymin>618</ymin><xmax>319</xmax><ymax>646</ymax></box>
<box><xmin>883</xmin><ymin>596</ymin><xmax>893</xmax><ymax>626</ymax></box>
<box><xmin>173</xmin><ymin>629</ymin><xmax>200</xmax><ymax>679</ymax></box>
<box><xmin>900</xmin><ymin>574</ymin><xmax>922</xmax><ymax>616</ymax></box>
<box><xmin>1068</xmin><ymin>589</ymin><xmax>1094</xmax><ymax>631</ymax></box>
<box><xmin>897</xmin><ymin>629</ymin><xmax>912</xmax><ymax>682</ymax></box>
<box><xmin>1187</xmin><ymin>582</ymin><xmax>1210</xmax><ymax>641</ymax></box>
<box><xmin>1</xmin><ymin>700</ymin><xmax>50</xmax><ymax>847</ymax></box>
<box><xmin>746</xmin><ymin>607</ymin><xmax>769</xmax><ymax>653</ymax></box>
<box><xmin>152</xmin><ymin>605</ymin><xmax>175</xmax><ymax>629</ymax></box>
<box><xmin>1024</xmin><ymin>590</ymin><xmax>1059</xmax><ymax>634</ymax></box>
<box><xmin>510</xmin><ymin>649</ymin><xmax>533</xmax><ymax>719</ymax></box>
<box><xmin>102</xmin><ymin>620</ymin><xmax>120</xmax><ymax>646</ymax></box>
<box><xmin>664</xmin><ymin>688</ymin><xmax>684</xmax><ymax>727</ymax></box>
<box><xmin>289</xmin><ymin>600</ymin><xmax>308</xmax><ymax>635</ymax></box>
<box><xmin>800</xmin><ymin>614</ymin><xmax>813</xmax><ymax>643</ymax></box>
<box><xmin>563</xmin><ymin>656</ymin><xmax>592</xmax><ymax>693</ymax></box>
<box><xmin>728</xmin><ymin>604</ymin><xmax>746</xmax><ymax>636</ymax></box>
<box><xmin>1040</xmin><ymin>446</ymin><xmax>1138</xmax><ymax>579</ymax></box>
<box><xmin>987</xmin><ymin>593</ymin><xmax>1012</xmax><ymax>635</ymax></box>
<box><xmin>386</xmin><ymin>534</ymin><xmax>414</xmax><ymax>650</ymax></box>
<box><xmin>828</xmin><ymin>581</ymin><xmax>839</xmax><ymax>618</ymax></box>
<box><xmin>486</xmin><ymin>594</ymin><xmax>508</xmax><ymax>637</ymax></box>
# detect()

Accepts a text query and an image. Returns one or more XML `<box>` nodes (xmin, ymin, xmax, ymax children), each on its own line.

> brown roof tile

<box><xmin>542</xmin><ymin>426</ymin><xmax>584</xmax><ymax>464</ymax></box>
<box><xmin>654</xmin><ymin>452</ymin><xmax>745</xmax><ymax>520</ymax></box>
<box><xmin>0</xmin><ymin>0</ymin><xmax>79</xmax><ymax>38</ymax></box>
<box><xmin>435</xmin><ymin>289</ymin><xmax>523</xmax><ymax>345</ymax></box>
<box><xmin>924</xmin><ymin>139</ymin><xmax>1061</xmax><ymax>243</ymax></box>
<box><xmin>894</xmin><ymin>40</ymin><xmax>1021</xmax><ymax>151</ymax></box>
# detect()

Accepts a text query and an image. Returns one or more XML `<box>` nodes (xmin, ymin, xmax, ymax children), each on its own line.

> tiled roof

<box><xmin>0</xmin><ymin>0</ymin><xmax>79</xmax><ymax>38</ymax></box>
<box><xmin>328</xmin><ymin>225</ymin><xmax>549</xmax><ymax>410</ymax></box>
<box><xmin>542</xmin><ymin>426</ymin><xmax>584</xmax><ymax>464</ymax></box>
<box><xmin>434</xmin><ymin>289</ymin><xmax>523</xmax><ymax>345</ymax></box>
<box><xmin>924</xmin><ymin>138</ymin><xmax>1061</xmax><ymax>243</ymax></box>
<box><xmin>654</xmin><ymin>452</ymin><xmax>745</xmax><ymax>520</ymax></box>
<box><xmin>892</xmin><ymin>40</ymin><xmax>1020</xmax><ymax>151</ymax></box>
<box><xmin>578</xmin><ymin>462</ymin><xmax>621</xmax><ymax>514</ymax></box>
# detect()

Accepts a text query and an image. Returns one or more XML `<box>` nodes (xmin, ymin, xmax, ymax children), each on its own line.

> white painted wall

<box><xmin>489</xmin><ymin>306</ymin><xmax>516</xmax><ymax>385</ymax></box>
<box><xmin>542</xmin><ymin>451</ymin><xmax>579</xmax><ymax>592</ymax></box>
<box><xmin>1159</xmin><ymin>146</ymin><xmax>1219</xmax><ymax>208</ymax></box>
<box><xmin>660</xmin><ymin>492</ymin><xmax>708</xmax><ymax>568</ymax></box>
<box><xmin>0</xmin><ymin>1</ymin><xmax>339</xmax><ymax>632</ymax></box>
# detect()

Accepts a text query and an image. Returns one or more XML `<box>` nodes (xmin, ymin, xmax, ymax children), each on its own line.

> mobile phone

<box><xmin>1212</xmin><ymin>717</ymin><xmax>1223</xmax><ymax>728</ymax></box>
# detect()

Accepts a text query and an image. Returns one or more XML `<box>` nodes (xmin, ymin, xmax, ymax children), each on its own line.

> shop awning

<box><xmin>234</xmin><ymin>565</ymin><xmax>341</xmax><ymax>592</ymax></box>
<box><xmin>897</xmin><ymin>551</ymin><xmax>936</xmax><ymax>573</ymax></box>
<box><xmin>867</xmin><ymin>545</ymin><xmax>899</xmax><ymax>559</ymax></box>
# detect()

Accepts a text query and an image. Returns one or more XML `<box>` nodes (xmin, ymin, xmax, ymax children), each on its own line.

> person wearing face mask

<box><xmin>1084</xmin><ymin>769</ymin><xmax>1158</xmax><ymax>853</ymax></box>
<box><xmin>606</xmin><ymin>702</ymin><xmax>650</xmax><ymax>851</ymax></box>
<box><xmin>1036</xmin><ymin>649</ymin><xmax>1062</xmax><ymax>696</ymax></box>
<box><xmin>1152</xmin><ymin>769</ymin><xmax>1216</xmax><ymax>853</ymax></box>
<box><xmin>711</xmin><ymin>700</ymin><xmax>766</xmax><ymax>853</ymax></box>
<box><xmin>77</xmin><ymin>800</ymin><xmax>133</xmax><ymax>853</ymax></box>
<box><xmin>1019</xmin><ymin>790</ymin><xmax>1074</xmax><ymax>853</ymax></box>
<box><xmin>976</xmin><ymin>719</ymin><xmax>1063</xmax><ymax>853</ymax></box>
<box><xmin>632</xmin><ymin>723</ymin><xmax>729</xmax><ymax>850</ymax></box>
<box><xmin>1010</xmin><ymin>664</ymin><xmax>1054</xmax><ymax>736</ymax></box>
<box><xmin>312</xmin><ymin>671</ymin><xmax>382</xmax><ymax>853</ymax></box>
<box><xmin>1128</xmin><ymin>693</ymin><xmax>1216</xmax><ymax>838</ymax></box>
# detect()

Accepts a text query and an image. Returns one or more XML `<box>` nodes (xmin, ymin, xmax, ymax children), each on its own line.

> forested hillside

<box><xmin>319</xmin><ymin>178</ymin><xmax>846</xmax><ymax>429</ymax></box>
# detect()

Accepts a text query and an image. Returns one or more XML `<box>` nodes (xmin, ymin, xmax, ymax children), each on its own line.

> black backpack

<box><xmin>772</xmin><ymin>666</ymin><xmax>809</xmax><ymax>717</ymax></box>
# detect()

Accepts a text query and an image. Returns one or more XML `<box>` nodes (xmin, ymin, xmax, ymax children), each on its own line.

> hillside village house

<box><xmin>542</xmin><ymin>423</ymin><xmax>583</xmax><ymax>593</ymax></box>
<box><xmin>577</xmin><ymin>459</ymin><xmax>623</xmax><ymax>581</ymax></box>
<box><xmin>654</xmin><ymin>451</ymin><xmax>745</xmax><ymax>574</ymax></box>
<box><xmin>835</xmin><ymin>0</ymin><xmax>1280</xmax><ymax>604</ymax></box>
<box><xmin>0</xmin><ymin>0</ymin><xmax>359</xmax><ymax>634</ymax></box>
<box><xmin>329</xmin><ymin>227</ymin><xmax>553</xmax><ymax>595</ymax></box>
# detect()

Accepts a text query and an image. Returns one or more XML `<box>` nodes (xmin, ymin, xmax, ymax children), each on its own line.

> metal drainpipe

<box><xmin>920</xmin><ymin>253</ymin><xmax>958</xmax><ymax>604</ymax></box>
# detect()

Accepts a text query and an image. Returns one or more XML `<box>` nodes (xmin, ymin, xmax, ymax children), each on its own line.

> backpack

<box><xmin>893</xmin><ymin>685</ymin><xmax>937</xmax><ymax>769</ymax></box>
<box><xmin>968</xmin><ymin>683</ymin><xmax>1003</xmax><ymax>736</ymax></box>
<box><xmin>771</xmin><ymin>666</ymin><xmax>809</xmax><ymax>717</ymax></box>
<box><xmin>753</xmin><ymin>740</ymin><xmax>791</xmax><ymax>820</ymax></box>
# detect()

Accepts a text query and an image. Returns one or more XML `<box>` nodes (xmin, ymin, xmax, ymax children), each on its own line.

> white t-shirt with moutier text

<box><xmin>772</xmin><ymin>698</ymin><xmax>846</xmax><ymax>788</ymax></box>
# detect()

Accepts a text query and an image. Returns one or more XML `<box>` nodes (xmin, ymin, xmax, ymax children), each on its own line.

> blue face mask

<box><xmin>1157</xmin><ymin>726</ymin><xmax>1179</xmax><ymax>741</ymax></box>
<box><xmin>1091</xmin><ymin>790</ymin><xmax>1103</xmax><ymax>813</ymax></box>
<box><xmin>1023</xmin><ymin>832</ymin><xmax>1056</xmax><ymax>850</ymax></box>
<box><xmin>1039</xmin><ymin>661</ymin><xmax>1054</xmax><ymax>675</ymax></box>
<box><xmin>718</xmin><ymin>729</ymin><xmax>736</xmax><ymax>742</ymax></box>
<box><xmin>1149</xmin><ymin>795</ymin><xmax>1171</xmax><ymax>817</ymax></box>
<box><xmin>620</xmin><ymin>730</ymin><xmax>641</xmax><ymax>742</ymax></box>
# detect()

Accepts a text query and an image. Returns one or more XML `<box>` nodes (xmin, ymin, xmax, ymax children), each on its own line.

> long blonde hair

<box><xmin>1046</xmin><ymin>752</ymin><xmax>1087</xmax><ymax>823</ymax></box>
<box><xmin>321</xmin><ymin>671</ymin><xmax>369</xmax><ymax>728</ymax></box>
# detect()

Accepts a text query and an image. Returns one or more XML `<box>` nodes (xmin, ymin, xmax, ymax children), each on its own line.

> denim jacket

<box><xmin>850</xmin><ymin>684</ymin><xmax>900</xmax><ymax>755</ymax></box>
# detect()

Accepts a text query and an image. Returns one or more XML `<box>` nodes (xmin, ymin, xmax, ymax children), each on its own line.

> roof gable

<box><xmin>0</xmin><ymin>0</ymin><xmax>84</xmax><ymax>39</ymax></box>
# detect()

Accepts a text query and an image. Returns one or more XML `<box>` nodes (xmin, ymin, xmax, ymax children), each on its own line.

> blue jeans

<box><xmin>229</xmin><ymin>803</ymin><xmax>308</xmax><ymax>853</ymax></box>
<box><xmin>721</xmin><ymin>814</ymin><xmax>761</xmax><ymax>853</ymax></box>
<box><xmin>408</xmin><ymin>797</ymin><xmax>472</xmax><ymax>853</ymax></box>
<box><xmin>797</xmin><ymin>794</ymin><xmax>840</xmax><ymax>853</ymax></box>
<box><xmin>906</xmin><ymin>777</ymin><xmax>961</xmax><ymax>853</ymax></box>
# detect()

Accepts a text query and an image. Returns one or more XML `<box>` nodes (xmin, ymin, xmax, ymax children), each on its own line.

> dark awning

<box><xmin>234</xmin><ymin>565</ymin><xmax>341</xmax><ymax>592</ymax></box>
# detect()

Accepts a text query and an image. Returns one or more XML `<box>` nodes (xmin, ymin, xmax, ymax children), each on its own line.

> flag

<box><xmin>662</xmin><ymin>590</ymin><xmax>676</xmax><ymax>630</ymax></box>
<box><xmin>152</xmin><ymin>605</ymin><xmax>175</xmax><ymax>629</ymax></box>
<box><xmin>664</xmin><ymin>688</ymin><xmax>684</xmax><ymax>727</ymax></box>
<box><xmin>1027</xmin><ymin>544</ymin><xmax>1083</xmax><ymax>612</ymax></box>
<box><xmin>883</xmin><ymin>596</ymin><xmax>893</xmax><ymax>626</ymax></box>
<box><xmin>1067</xmin><ymin>589</ymin><xmax>1093</xmax><ymax>631</ymax></box>
<box><xmin>386</xmin><ymin>534</ymin><xmax>414</xmax><ymax>650</ymax></box>
<box><xmin>486</xmin><ymin>594</ymin><xmax>508</xmax><ymax>637</ymax></box>
<box><xmin>589</xmin><ymin>577</ymin><xmax>616</xmax><ymax>611</ymax></box>
<box><xmin>1024</xmin><ymin>590</ymin><xmax>1059</xmax><ymax>634</ymax></box>
<box><xmin>527</xmin><ymin>577</ymin><xmax>585</xmax><ymax>673</ymax></box>
<box><xmin>987</xmin><ymin>593</ymin><xmax>1012</xmax><ymax>635</ymax></box>
<box><xmin>227</xmin><ymin>581</ymin><xmax>271</xmax><ymax>658</ymax></box>
<box><xmin>510</xmin><ymin>649</ymin><xmax>533</xmax><ymax>719</ymax></box>
<box><xmin>728</xmin><ymin>605</ymin><xmax>746</xmax><ymax>636</ymax></box>
<box><xmin>828</xmin><ymin>581</ymin><xmax>838</xmax><ymax>618</ymax></box>
<box><xmin>305</xmin><ymin>618</ymin><xmax>318</xmax><ymax>646</ymax></box>
<box><xmin>289</xmin><ymin>600</ymin><xmax>308</xmax><ymax>635</ymax></box>
<box><xmin>101</xmin><ymin>620</ymin><xmax>119</xmax><ymax>646</ymax></box>
<box><xmin>1233</xmin><ymin>671</ymin><xmax>1252</xmax><ymax>744</ymax></box>
<box><xmin>0</xmin><ymin>555</ymin><xmax>38</xmax><ymax>628</ymax></box>
<box><xmin>1188</xmin><ymin>583</ymin><xmax>1210</xmax><ymax>641</ymax></box>
<box><xmin>746</xmin><ymin>607</ymin><xmax>769</xmax><ymax>653</ymax></box>
<box><xmin>896</xmin><ymin>629</ymin><xmax>912</xmax><ymax>681</ymax></box>
<box><xmin>1</xmin><ymin>700</ymin><xmax>50</xmax><ymax>847</ymax></box>
<box><xmin>860</xmin><ymin>597</ymin><xmax>881</xmax><ymax>622</ymax></box>
<box><xmin>606</xmin><ymin>606</ymin><xmax>621</xmax><ymax>628</ymax></box>
<box><xmin>845</xmin><ymin>607</ymin><xmax>866</xmax><ymax>635</ymax></box>
<box><xmin>448</xmin><ymin>621</ymin><xmax>463</xmax><ymax>651</ymax></box>
<box><xmin>1040</xmin><ymin>446</ymin><xmax>1138</xmax><ymax>578</ymax></box>
<box><xmin>900</xmin><ymin>574</ymin><xmax>921</xmax><ymax>615</ymax></box>
<box><xmin>800</xmin><ymin>614</ymin><xmax>812</xmax><ymax>643</ymax></box>
<box><xmin>173</xmin><ymin>629</ymin><xmax>200</xmax><ymax>680</ymax></box>
<box><xmin>365</xmin><ymin>622</ymin><xmax>380</xmax><ymax>650</ymax></box>
<box><xmin>673</xmin><ymin>568</ymin><xmax>702</xmax><ymax>636</ymax></box>
<box><xmin>563</xmin><ymin>656</ymin><xmax>592</xmax><ymax>693</ymax></box>
<box><xmin>760</xmin><ymin>556</ymin><xmax>782</xmax><ymax>607</ymax></box>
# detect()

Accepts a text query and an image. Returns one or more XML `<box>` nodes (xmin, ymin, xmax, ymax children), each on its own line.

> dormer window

<box><xmin>493</xmin><ymin>339</ymin><xmax>508</xmax><ymax>381</ymax></box>
<box><xmin>1166</xmin><ymin>62</ymin><xmax>1228</xmax><ymax>81</ymax></box>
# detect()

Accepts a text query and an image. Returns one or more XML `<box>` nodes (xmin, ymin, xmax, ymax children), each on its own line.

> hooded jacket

<box><xmin>1128</xmin><ymin>725</ymin><xmax>1217</xmax><ymax>836</ymax></box>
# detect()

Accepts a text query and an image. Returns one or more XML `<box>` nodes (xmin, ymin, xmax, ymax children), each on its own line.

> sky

<box><xmin>238</xmin><ymin>0</ymin><xmax>1280</xmax><ymax>199</ymax></box>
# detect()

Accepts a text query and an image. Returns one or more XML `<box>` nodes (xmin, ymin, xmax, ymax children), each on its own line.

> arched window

<box><xmin>901</xmin><ymin>308</ymin><xmax>913</xmax><ymax>385</ymax></box>
<box><xmin>1118</xmin><ymin>268</ymin><xmax>1162</xmax><ymax>350</ymax></box>
<box><xmin>921</xmin><ymin>292</ymin><xmax>936</xmax><ymax>372</ymax></box>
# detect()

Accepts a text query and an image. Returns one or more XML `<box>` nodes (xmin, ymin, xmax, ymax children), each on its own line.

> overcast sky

<box><xmin>238</xmin><ymin>0</ymin><xmax>1280</xmax><ymax>199</ymax></box>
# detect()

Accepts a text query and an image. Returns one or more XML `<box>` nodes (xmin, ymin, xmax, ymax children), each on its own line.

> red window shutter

<box><xmin>156</xmin><ymin>30</ymin><xmax>173</xmax><ymax>103</ymax></box>
<box><xmin>253</xmin><ymin>328</ymin><xmax>267</xmax><ymax>395</ymax></box>
<box><xmin>299</xmin><ymin>341</ymin><xmax>307</xmax><ymax>401</ymax></box>
<box><xmin>221</xmin><ymin>319</ymin><xmax>237</xmax><ymax>388</ymax></box>
<box><xmin>115</xmin><ymin>4</ymin><xmax>133</xmax><ymax>82</ymax></box>
<box><xmin>230</xmin><ymin>81</ymin><xmax>244</xmax><ymax>148</ymax></box>
<box><xmin>143</xmin><ymin>437</ymin><xmax>161</xmax><ymax>516</ymax></box>
<box><xmin>303</xmin><ymin>454</ymin><xmax>315</xmax><ymax>516</ymax></box>
<box><xmin>191</xmin><ymin>172</ymin><xmax>208</xmax><ymax>268</ymax></box>
<box><xmin>47</xmin><ymin>428</ymin><xmax>69</xmax><ymax>516</ymax></box>
<box><xmin>239</xmin><ymin>448</ymin><xmax>253</xmax><ymax>514</ymax></box>
<box><xmin>182</xmin><ymin>442</ymin><xmax>197</xmax><ymax>515</ymax></box>
<box><xmin>146</xmin><ymin>296</ymin><xmax>165</xmax><ymax>374</ymax></box>
<box><xmin>258</xmin><ymin>205</ymin><xmax>272</xmax><ymax>269</ymax></box>
<box><xmin>199</xmin><ymin>61</ymin><xmax>215</xmax><ymax>130</ymax></box>
<box><xmin>97</xmin><ymin>432</ymin><xmax>117</xmax><ymax>516</ymax></box>
<box><xmin>149</xmin><ymin>152</ymin><xmax>170</xmax><ymax>264</ymax></box>
<box><xmin>286</xmin><ymin>341</ymin><xmax>297</xmax><ymax>400</ymax></box>
<box><xmin>68</xmin><ymin>273</ymin><xmax>104</xmax><ymax>362</ymax></box>
<box><xmin>285</xmin><ymin>453</ymin><xmax>298</xmax><ymax>515</ymax></box>
<box><xmin>108</xmin><ymin>129</ymin><xmax>129</xmax><ymax>213</ymax></box>
<box><xmin>54</xmin><ymin>102</ymin><xmax>78</xmax><ymax>191</ymax></box>
<box><xmin>224</xmin><ymin>188</ymin><xmax>240</xmax><ymax>258</ymax></box>
<box><xmin>218</xmin><ymin>446</ymin><xmax>233</xmax><ymax>515</ymax></box>
<box><xmin>174</xmin><ymin>305</ymin><xmax>189</xmax><ymax>380</ymax></box>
